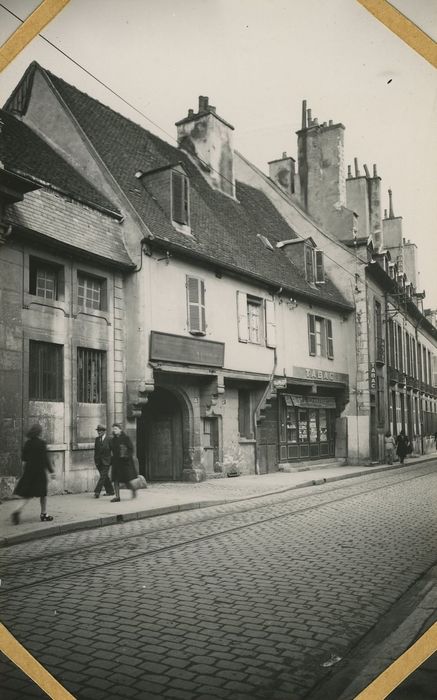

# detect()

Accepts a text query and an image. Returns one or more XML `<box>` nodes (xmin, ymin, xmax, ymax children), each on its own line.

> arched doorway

<box><xmin>137</xmin><ymin>387</ymin><xmax>184</xmax><ymax>482</ymax></box>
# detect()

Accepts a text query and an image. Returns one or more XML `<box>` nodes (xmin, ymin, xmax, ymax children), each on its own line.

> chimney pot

<box><xmin>328</xmin><ymin>119</ymin><xmax>333</xmax><ymax>126</ymax></box>
<box><xmin>354</xmin><ymin>157</ymin><xmax>360</xmax><ymax>177</ymax></box>
<box><xmin>373</xmin><ymin>164</ymin><xmax>377</xmax><ymax>177</ymax></box>
<box><xmin>313</xmin><ymin>118</ymin><xmax>319</xmax><ymax>126</ymax></box>
<box><xmin>384</xmin><ymin>208</ymin><xmax>388</xmax><ymax>219</ymax></box>
<box><xmin>347</xmin><ymin>165</ymin><xmax>352</xmax><ymax>178</ymax></box>
<box><xmin>322</xmin><ymin>121</ymin><xmax>327</xmax><ymax>127</ymax></box>
<box><xmin>388</xmin><ymin>188</ymin><xmax>394</xmax><ymax>218</ymax></box>
<box><xmin>363</xmin><ymin>164</ymin><xmax>370</xmax><ymax>178</ymax></box>
<box><xmin>188</xmin><ymin>108</ymin><xmax>194</xmax><ymax>117</ymax></box>
<box><xmin>307</xmin><ymin>108</ymin><xmax>312</xmax><ymax>125</ymax></box>
<box><xmin>282</xmin><ymin>151</ymin><xmax>287</xmax><ymax>159</ymax></box>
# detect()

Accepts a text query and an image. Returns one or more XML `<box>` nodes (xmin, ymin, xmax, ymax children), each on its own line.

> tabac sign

<box><xmin>293</xmin><ymin>366</ymin><xmax>349</xmax><ymax>385</ymax></box>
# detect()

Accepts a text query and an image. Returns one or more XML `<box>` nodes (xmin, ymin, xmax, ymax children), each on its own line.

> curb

<box><xmin>1</xmin><ymin>456</ymin><xmax>435</xmax><ymax>548</ymax></box>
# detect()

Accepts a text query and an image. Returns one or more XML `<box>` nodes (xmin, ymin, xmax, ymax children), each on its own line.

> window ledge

<box><xmin>239</xmin><ymin>438</ymin><xmax>256</xmax><ymax>444</ymax></box>
<box><xmin>24</xmin><ymin>293</ymin><xmax>68</xmax><ymax>316</ymax></box>
<box><xmin>172</xmin><ymin>221</ymin><xmax>194</xmax><ymax>238</ymax></box>
<box><xmin>73</xmin><ymin>306</ymin><xmax>111</xmax><ymax>326</ymax></box>
<box><xmin>47</xmin><ymin>443</ymin><xmax>67</xmax><ymax>451</ymax></box>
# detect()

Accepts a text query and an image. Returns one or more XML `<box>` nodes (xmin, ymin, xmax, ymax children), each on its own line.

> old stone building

<box><xmin>0</xmin><ymin>108</ymin><xmax>133</xmax><ymax>496</ymax></box>
<box><xmin>240</xmin><ymin>100</ymin><xmax>437</xmax><ymax>462</ymax></box>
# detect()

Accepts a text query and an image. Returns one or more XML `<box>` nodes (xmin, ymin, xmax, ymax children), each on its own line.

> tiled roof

<box><xmin>27</xmin><ymin>67</ymin><xmax>350</xmax><ymax>308</ymax></box>
<box><xmin>5</xmin><ymin>188</ymin><xmax>134</xmax><ymax>268</ymax></box>
<box><xmin>0</xmin><ymin>109</ymin><xmax>118</xmax><ymax>215</ymax></box>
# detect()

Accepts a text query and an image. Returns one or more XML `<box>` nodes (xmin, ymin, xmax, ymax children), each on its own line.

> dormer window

<box><xmin>172</xmin><ymin>171</ymin><xmax>190</xmax><ymax>226</ymax></box>
<box><xmin>305</xmin><ymin>246</ymin><xmax>324</xmax><ymax>285</ymax></box>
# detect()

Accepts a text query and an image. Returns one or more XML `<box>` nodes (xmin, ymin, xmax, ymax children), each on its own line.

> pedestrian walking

<box><xmin>93</xmin><ymin>424</ymin><xmax>115</xmax><ymax>498</ymax></box>
<box><xmin>110</xmin><ymin>423</ymin><xmax>138</xmax><ymax>501</ymax></box>
<box><xmin>384</xmin><ymin>431</ymin><xmax>396</xmax><ymax>465</ymax></box>
<box><xmin>11</xmin><ymin>424</ymin><xmax>55</xmax><ymax>525</ymax></box>
<box><xmin>396</xmin><ymin>429</ymin><xmax>410</xmax><ymax>465</ymax></box>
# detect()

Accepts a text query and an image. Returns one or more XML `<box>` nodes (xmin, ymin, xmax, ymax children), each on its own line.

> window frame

<box><xmin>29</xmin><ymin>256</ymin><xmax>64</xmax><ymax>302</ymax></box>
<box><xmin>77</xmin><ymin>272</ymin><xmax>107</xmax><ymax>312</ymax></box>
<box><xmin>77</xmin><ymin>347</ymin><xmax>106</xmax><ymax>404</ymax></box>
<box><xmin>29</xmin><ymin>340</ymin><xmax>64</xmax><ymax>402</ymax></box>
<box><xmin>246</xmin><ymin>295</ymin><xmax>263</xmax><ymax>345</ymax></box>
<box><xmin>307</xmin><ymin>313</ymin><xmax>334</xmax><ymax>359</ymax></box>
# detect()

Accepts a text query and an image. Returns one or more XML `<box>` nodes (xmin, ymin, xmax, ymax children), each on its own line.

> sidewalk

<box><xmin>1</xmin><ymin>454</ymin><xmax>435</xmax><ymax>547</ymax></box>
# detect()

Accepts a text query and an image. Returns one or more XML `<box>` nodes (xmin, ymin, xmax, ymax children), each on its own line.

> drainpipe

<box><xmin>253</xmin><ymin>348</ymin><xmax>278</xmax><ymax>475</ymax></box>
<box><xmin>414</xmin><ymin>316</ymin><xmax>424</xmax><ymax>455</ymax></box>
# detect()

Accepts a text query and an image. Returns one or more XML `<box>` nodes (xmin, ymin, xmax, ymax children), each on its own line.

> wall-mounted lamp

<box><xmin>157</xmin><ymin>251</ymin><xmax>171</xmax><ymax>264</ymax></box>
<box><xmin>287</xmin><ymin>298</ymin><xmax>298</xmax><ymax>309</ymax></box>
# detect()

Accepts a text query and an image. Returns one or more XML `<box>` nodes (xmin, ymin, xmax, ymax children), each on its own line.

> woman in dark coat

<box><xmin>396</xmin><ymin>429</ymin><xmax>410</xmax><ymax>465</ymax></box>
<box><xmin>11</xmin><ymin>424</ymin><xmax>55</xmax><ymax>525</ymax></box>
<box><xmin>110</xmin><ymin>423</ymin><xmax>138</xmax><ymax>501</ymax></box>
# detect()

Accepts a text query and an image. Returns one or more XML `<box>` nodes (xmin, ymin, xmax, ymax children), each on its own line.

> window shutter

<box><xmin>305</xmin><ymin>246</ymin><xmax>314</xmax><ymax>284</ymax></box>
<box><xmin>172</xmin><ymin>172</ymin><xmax>184</xmax><ymax>224</ymax></box>
<box><xmin>326</xmin><ymin>319</ymin><xmax>334</xmax><ymax>359</ymax></box>
<box><xmin>315</xmin><ymin>250</ymin><xmax>324</xmax><ymax>283</ymax></box>
<box><xmin>308</xmin><ymin>314</ymin><xmax>316</xmax><ymax>356</ymax></box>
<box><xmin>172</xmin><ymin>171</ymin><xmax>189</xmax><ymax>225</ymax></box>
<box><xmin>237</xmin><ymin>291</ymin><xmax>248</xmax><ymax>342</ymax></box>
<box><xmin>187</xmin><ymin>276</ymin><xmax>205</xmax><ymax>334</ymax></box>
<box><xmin>265</xmin><ymin>299</ymin><xmax>276</xmax><ymax>348</ymax></box>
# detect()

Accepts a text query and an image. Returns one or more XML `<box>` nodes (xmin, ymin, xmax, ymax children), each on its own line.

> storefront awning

<box><xmin>283</xmin><ymin>394</ymin><xmax>336</xmax><ymax>409</ymax></box>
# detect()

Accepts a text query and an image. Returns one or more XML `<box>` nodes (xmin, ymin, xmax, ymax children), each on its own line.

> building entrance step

<box><xmin>279</xmin><ymin>457</ymin><xmax>347</xmax><ymax>473</ymax></box>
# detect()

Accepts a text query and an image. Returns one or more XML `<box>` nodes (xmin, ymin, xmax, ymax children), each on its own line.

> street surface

<box><xmin>1</xmin><ymin>461</ymin><xmax>436</xmax><ymax>699</ymax></box>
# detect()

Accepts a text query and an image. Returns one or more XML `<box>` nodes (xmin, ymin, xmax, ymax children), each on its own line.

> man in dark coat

<box><xmin>94</xmin><ymin>424</ymin><xmax>115</xmax><ymax>498</ymax></box>
<box><xmin>396</xmin><ymin>429</ymin><xmax>410</xmax><ymax>464</ymax></box>
<box><xmin>110</xmin><ymin>423</ymin><xmax>138</xmax><ymax>502</ymax></box>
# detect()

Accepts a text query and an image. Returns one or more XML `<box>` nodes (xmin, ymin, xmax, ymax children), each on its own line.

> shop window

<box><xmin>77</xmin><ymin>348</ymin><xmax>106</xmax><ymax>403</ymax></box>
<box><xmin>308</xmin><ymin>314</ymin><xmax>333</xmax><ymax>359</ymax></box>
<box><xmin>172</xmin><ymin>171</ymin><xmax>190</xmax><ymax>226</ymax></box>
<box><xmin>29</xmin><ymin>340</ymin><xmax>63</xmax><ymax>401</ymax></box>
<box><xmin>29</xmin><ymin>257</ymin><xmax>63</xmax><ymax>301</ymax></box>
<box><xmin>186</xmin><ymin>276</ymin><xmax>206</xmax><ymax>335</ymax></box>
<box><xmin>78</xmin><ymin>273</ymin><xmax>106</xmax><ymax>311</ymax></box>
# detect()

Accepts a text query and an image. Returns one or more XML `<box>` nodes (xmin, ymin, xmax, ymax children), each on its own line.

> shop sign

<box><xmin>150</xmin><ymin>331</ymin><xmax>224</xmax><ymax>367</ymax></box>
<box><xmin>369</xmin><ymin>363</ymin><xmax>377</xmax><ymax>391</ymax></box>
<box><xmin>284</xmin><ymin>394</ymin><xmax>336</xmax><ymax>409</ymax></box>
<box><xmin>293</xmin><ymin>366</ymin><xmax>349</xmax><ymax>385</ymax></box>
<box><xmin>273</xmin><ymin>377</ymin><xmax>288</xmax><ymax>389</ymax></box>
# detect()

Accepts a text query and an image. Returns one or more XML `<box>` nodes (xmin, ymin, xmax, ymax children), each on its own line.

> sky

<box><xmin>1</xmin><ymin>0</ymin><xmax>436</xmax><ymax>306</ymax></box>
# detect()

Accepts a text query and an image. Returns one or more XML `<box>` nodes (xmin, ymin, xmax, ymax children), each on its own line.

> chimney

<box><xmin>176</xmin><ymin>96</ymin><xmax>235</xmax><ymax>197</ymax></box>
<box><xmin>346</xmin><ymin>158</ymin><xmax>369</xmax><ymax>238</ymax></box>
<box><xmin>268</xmin><ymin>152</ymin><xmax>296</xmax><ymax>198</ymax></box>
<box><xmin>297</xmin><ymin>100</ymin><xmax>346</xmax><ymax>233</ymax></box>
<box><xmin>367</xmin><ymin>164</ymin><xmax>382</xmax><ymax>248</ymax></box>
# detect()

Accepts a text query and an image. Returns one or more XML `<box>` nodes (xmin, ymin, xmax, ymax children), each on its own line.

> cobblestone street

<box><xmin>1</xmin><ymin>461</ymin><xmax>437</xmax><ymax>699</ymax></box>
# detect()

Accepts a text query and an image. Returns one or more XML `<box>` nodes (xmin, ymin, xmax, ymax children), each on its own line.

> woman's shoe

<box><xmin>11</xmin><ymin>511</ymin><xmax>20</xmax><ymax>525</ymax></box>
<box><xmin>110</xmin><ymin>497</ymin><xmax>120</xmax><ymax>502</ymax></box>
<box><xmin>40</xmin><ymin>514</ymin><xmax>53</xmax><ymax>522</ymax></box>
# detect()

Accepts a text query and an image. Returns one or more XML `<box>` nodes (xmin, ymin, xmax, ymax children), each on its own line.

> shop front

<box><xmin>277</xmin><ymin>366</ymin><xmax>349</xmax><ymax>464</ymax></box>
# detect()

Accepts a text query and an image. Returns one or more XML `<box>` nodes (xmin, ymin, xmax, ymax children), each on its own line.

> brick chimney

<box><xmin>176</xmin><ymin>96</ymin><xmax>235</xmax><ymax>197</ymax></box>
<box><xmin>346</xmin><ymin>161</ymin><xmax>382</xmax><ymax>248</ymax></box>
<box><xmin>268</xmin><ymin>152</ymin><xmax>295</xmax><ymax>198</ymax></box>
<box><xmin>297</xmin><ymin>100</ymin><xmax>347</xmax><ymax>236</ymax></box>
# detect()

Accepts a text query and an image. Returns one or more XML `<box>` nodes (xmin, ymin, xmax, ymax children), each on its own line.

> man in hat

<box><xmin>93</xmin><ymin>424</ymin><xmax>114</xmax><ymax>498</ymax></box>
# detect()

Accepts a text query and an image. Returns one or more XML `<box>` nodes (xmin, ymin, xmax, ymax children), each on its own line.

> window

<box><xmin>78</xmin><ymin>273</ymin><xmax>105</xmax><ymax>311</ymax></box>
<box><xmin>305</xmin><ymin>247</ymin><xmax>324</xmax><ymax>284</ymax></box>
<box><xmin>29</xmin><ymin>258</ymin><xmax>63</xmax><ymax>300</ymax></box>
<box><xmin>186</xmin><ymin>276</ymin><xmax>206</xmax><ymax>335</ymax></box>
<box><xmin>238</xmin><ymin>389</ymin><xmax>253</xmax><ymax>439</ymax></box>
<box><xmin>237</xmin><ymin>292</ymin><xmax>276</xmax><ymax>347</ymax></box>
<box><xmin>308</xmin><ymin>314</ymin><xmax>333</xmax><ymax>358</ymax></box>
<box><xmin>77</xmin><ymin>348</ymin><xmax>106</xmax><ymax>403</ymax></box>
<box><xmin>29</xmin><ymin>341</ymin><xmax>63</xmax><ymax>401</ymax></box>
<box><xmin>247</xmin><ymin>296</ymin><xmax>262</xmax><ymax>344</ymax></box>
<box><xmin>172</xmin><ymin>171</ymin><xmax>190</xmax><ymax>226</ymax></box>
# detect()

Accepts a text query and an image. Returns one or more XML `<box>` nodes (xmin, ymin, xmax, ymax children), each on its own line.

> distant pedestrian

<box><xmin>110</xmin><ymin>423</ymin><xmax>138</xmax><ymax>501</ymax></box>
<box><xmin>396</xmin><ymin>429</ymin><xmax>410</xmax><ymax>465</ymax></box>
<box><xmin>11</xmin><ymin>424</ymin><xmax>55</xmax><ymax>525</ymax></box>
<box><xmin>93</xmin><ymin>424</ymin><xmax>115</xmax><ymax>498</ymax></box>
<box><xmin>384</xmin><ymin>431</ymin><xmax>396</xmax><ymax>465</ymax></box>
<box><xmin>435</xmin><ymin>431</ymin><xmax>437</xmax><ymax>449</ymax></box>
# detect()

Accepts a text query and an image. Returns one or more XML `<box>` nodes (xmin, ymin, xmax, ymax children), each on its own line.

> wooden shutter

<box><xmin>172</xmin><ymin>171</ymin><xmax>185</xmax><ymax>224</ymax></box>
<box><xmin>305</xmin><ymin>246</ymin><xmax>314</xmax><ymax>284</ymax></box>
<box><xmin>326</xmin><ymin>319</ymin><xmax>334</xmax><ymax>359</ymax></box>
<box><xmin>265</xmin><ymin>299</ymin><xmax>276</xmax><ymax>348</ymax></box>
<box><xmin>237</xmin><ymin>291</ymin><xmax>248</xmax><ymax>342</ymax></box>
<box><xmin>187</xmin><ymin>276</ymin><xmax>205</xmax><ymax>334</ymax></box>
<box><xmin>315</xmin><ymin>250</ymin><xmax>324</xmax><ymax>283</ymax></box>
<box><xmin>308</xmin><ymin>314</ymin><xmax>316</xmax><ymax>356</ymax></box>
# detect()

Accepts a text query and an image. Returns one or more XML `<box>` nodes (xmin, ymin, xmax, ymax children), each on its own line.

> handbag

<box><xmin>130</xmin><ymin>474</ymin><xmax>148</xmax><ymax>489</ymax></box>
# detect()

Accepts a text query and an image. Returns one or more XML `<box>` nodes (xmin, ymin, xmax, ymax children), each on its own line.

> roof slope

<box><xmin>26</xmin><ymin>67</ymin><xmax>350</xmax><ymax>308</ymax></box>
<box><xmin>0</xmin><ymin>108</ymin><xmax>118</xmax><ymax>215</ymax></box>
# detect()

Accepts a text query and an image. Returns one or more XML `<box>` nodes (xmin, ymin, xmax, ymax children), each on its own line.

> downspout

<box><xmin>414</xmin><ymin>315</ymin><xmax>424</xmax><ymax>455</ymax></box>
<box><xmin>253</xmin><ymin>348</ymin><xmax>277</xmax><ymax>476</ymax></box>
